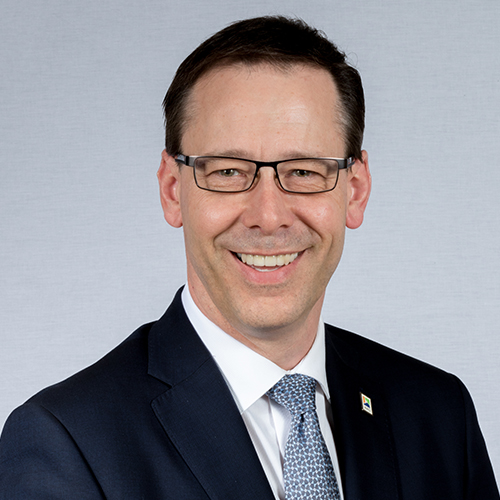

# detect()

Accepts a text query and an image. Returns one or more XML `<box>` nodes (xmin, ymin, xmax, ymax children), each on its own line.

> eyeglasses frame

<box><xmin>174</xmin><ymin>154</ymin><xmax>356</xmax><ymax>194</ymax></box>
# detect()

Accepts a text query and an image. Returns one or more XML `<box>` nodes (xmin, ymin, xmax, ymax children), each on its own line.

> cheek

<box><xmin>180</xmin><ymin>191</ymin><xmax>241</xmax><ymax>245</ymax></box>
<box><xmin>300</xmin><ymin>197</ymin><xmax>347</xmax><ymax>239</ymax></box>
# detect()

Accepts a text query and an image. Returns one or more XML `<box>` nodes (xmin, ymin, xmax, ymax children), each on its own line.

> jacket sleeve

<box><xmin>0</xmin><ymin>402</ymin><xmax>105</xmax><ymax>500</ymax></box>
<box><xmin>456</xmin><ymin>376</ymin><xmax>500</xmax><ymax>500</ymax></box>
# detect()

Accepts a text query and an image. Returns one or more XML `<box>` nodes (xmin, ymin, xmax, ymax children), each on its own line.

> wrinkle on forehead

<box><xmin>182</xmin><ymin>62</ymin><xmax>347</xmax><ymax>154</ymax></box>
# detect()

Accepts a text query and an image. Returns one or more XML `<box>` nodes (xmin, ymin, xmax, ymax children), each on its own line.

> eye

<box><xmin>217</xmin><ymin>169</ymin><xmax>240</xmax><ymax>177</ymax></box>
<box><xmin>292</xmin><ymin>169</ymin><xmax>314</xmax><ymax>177</ymax></box>
<box><xmin>290</xmin><ymin>168</ymin><xmax>318</xmax><ymax>179</ymax></box>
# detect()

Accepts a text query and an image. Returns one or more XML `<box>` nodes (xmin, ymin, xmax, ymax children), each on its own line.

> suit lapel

<box><xmin>326</xmin><ymin>326</ymin><xmax>401</xmax><ymax>500</ymax></box>
<box><xmin>148</xmin><ymin>290</ymin><xmax>275</xmax><ymax>500</ymax></box>
<box><xmin>147</xmin><ymin>291</ymin><xmax>401</xmax><ymax>499</ymax></box>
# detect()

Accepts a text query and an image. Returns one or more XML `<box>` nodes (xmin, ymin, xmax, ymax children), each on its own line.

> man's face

<box><xmin>159</xmin><ymin>63</ymin><xmax>370</xmax><ymax>345</ymax></box>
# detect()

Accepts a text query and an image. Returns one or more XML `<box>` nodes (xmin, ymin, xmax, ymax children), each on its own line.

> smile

<box><xmin>236</xmin><ymin>252</ymin><xmax>299</xmax><ymax>269</ymax></box>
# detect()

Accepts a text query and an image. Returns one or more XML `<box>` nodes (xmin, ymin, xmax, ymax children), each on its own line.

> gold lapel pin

<box><xmin>360</xmin><ymin>393</ymin><xmax>373</xmax><ymax>415</ymax></box>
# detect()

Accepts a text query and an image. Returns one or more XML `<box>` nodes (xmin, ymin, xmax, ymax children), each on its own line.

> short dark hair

<box><xmin>163</xmin><ymin>16</ymin><xmax>365</xmax><ymax>159</ymax></box>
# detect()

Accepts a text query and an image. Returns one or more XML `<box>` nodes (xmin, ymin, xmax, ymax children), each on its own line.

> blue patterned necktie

<box><xmin>267</xmin><ymin>374</ymin><xmax>341</xmax><ymax>500</ymax></box>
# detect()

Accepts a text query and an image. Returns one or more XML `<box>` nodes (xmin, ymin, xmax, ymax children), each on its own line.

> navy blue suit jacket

<box><xmin>1</xmin><ymin>289</ymin><xmax>498</xmax><ymax>499</ymax></box>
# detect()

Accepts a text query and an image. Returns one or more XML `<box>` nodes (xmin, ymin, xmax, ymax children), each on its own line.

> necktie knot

<box><xmin>267</xmin><ymin>373</ymin><xmax>317</xmax><ymax>416</ymax></box>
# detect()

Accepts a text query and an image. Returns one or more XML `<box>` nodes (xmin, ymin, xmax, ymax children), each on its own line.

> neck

<box><xmin>187</xmin><ymin>284</ymin><xmax>323</xmax><ymax>370</ymax></box>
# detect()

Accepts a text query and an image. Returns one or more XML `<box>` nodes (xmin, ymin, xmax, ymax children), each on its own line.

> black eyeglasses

<box><xmin>174</xmin><ymin>154</ymin><xmax>355</xmax><ymax>194</ymax></box>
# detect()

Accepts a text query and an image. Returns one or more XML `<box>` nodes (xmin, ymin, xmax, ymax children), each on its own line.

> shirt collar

<box><xmin>181</xmin><ymin>286</ymin><xmax>329</xmax><ymax>413</ymax></box>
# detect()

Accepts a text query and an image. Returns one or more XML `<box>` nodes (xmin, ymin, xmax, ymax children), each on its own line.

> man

<box><xmin>0</xmin><ymin>16</ymin><xmax>498</xmax><ymax>500</ymax></box>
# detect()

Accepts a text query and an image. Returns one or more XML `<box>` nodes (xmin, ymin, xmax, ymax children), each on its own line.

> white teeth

<box><xmin>265</xmin><ymin>255</ymin><xmax>276</xmax><ymax>267</ymax></box>
<box><xmin>253</xmin><ymin>255</ymin><xmax>265</xmax><ymax>266</ymax></box>
<box><xmin>236</xmin><ymin>252</ymin><xmax>299</xmax><ymax>267</ymax></box>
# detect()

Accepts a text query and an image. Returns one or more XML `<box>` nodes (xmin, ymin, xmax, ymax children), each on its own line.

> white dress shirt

<box><xmin>182</xmin><ymin>287</ymin><xmax>343</xmax><ymax>500</ymax></box>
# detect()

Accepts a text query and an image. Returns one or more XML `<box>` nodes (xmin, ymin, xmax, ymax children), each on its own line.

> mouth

<box><xmin>235</xmin><ymin>252</ymin><xmax>299</xmax><ymax>272</ymax></box>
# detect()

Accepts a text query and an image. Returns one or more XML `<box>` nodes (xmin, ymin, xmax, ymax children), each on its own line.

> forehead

<box><xmin>182</xmin><ymin>63</ymin><xmax>346</xmax><ymax>157</ymax></box>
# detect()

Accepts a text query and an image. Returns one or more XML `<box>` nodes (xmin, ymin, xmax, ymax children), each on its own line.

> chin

<box><xmin>229</xmin><ymin>296</ymin><xmax>311</xmax><ymax>335</ymax></box>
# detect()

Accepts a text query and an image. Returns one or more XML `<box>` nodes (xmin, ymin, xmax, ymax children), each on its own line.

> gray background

<box><xmin>1</xmin><ymin>0</ymin><xmax>499</xmax><ymax>481</ymax></box>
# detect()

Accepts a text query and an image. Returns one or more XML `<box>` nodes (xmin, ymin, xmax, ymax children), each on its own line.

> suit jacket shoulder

<box><xmin>0</xmin><ymin>290</ymin><xmax>274</xmax><ymax>500</ymax></box>
<box><xmin>324</xmin><ymin>323</ymin><xmax>499</xmax><ymax>500</ymax></box>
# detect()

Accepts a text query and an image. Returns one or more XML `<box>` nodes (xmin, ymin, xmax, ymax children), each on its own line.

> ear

<box><xmin>345</xmin><ymin>150</ymin><xmax>371</xmax><ymax>229</ymax></box>
<box><xmin>157</xmin><ymin>150</ymin><xmax>183</xmax><ymax>228</ymax></box>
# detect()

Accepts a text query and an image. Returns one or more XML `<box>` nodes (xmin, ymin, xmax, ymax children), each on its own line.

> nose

<box><xmin>240</xmin><ymin>167</ymin><xmax>294</xmax><ymax>234</ymax></box>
